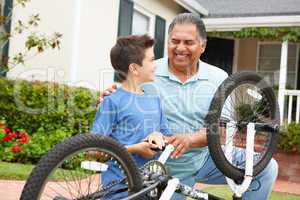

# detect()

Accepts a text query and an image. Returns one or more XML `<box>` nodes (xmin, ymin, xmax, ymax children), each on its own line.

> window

<box><xmin>116</xmin><ymin>0</ymin><xmax>166</xmax><ymax>81</ymax></box>
<box><xmin>257</xmin><ymin>43</ymin><xmax>299</xmax><ymax>89</ymax></box>
<box><xmin>131</xmin><ymin>4</ymin><xmax>155</xmax><ymax>36</ymax></box>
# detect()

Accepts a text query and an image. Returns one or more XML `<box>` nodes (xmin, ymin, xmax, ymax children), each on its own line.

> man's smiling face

<box><xmin>167</xmin><ymin>23</ymin><xmax>206</xmax><ymax>72</ymax></box>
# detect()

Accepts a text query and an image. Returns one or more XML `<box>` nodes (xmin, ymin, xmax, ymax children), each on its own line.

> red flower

<box><xmin>7</xmin><ymin>132</ymin><xmax>17</xmax><ymax>140</ymax></box>
<box><xmin>12</xmin><ymin>145</ymin><xmax>22</xmax><ymax>153</ymax></box>
<box><xmin>18</xmin><ymin>132</ymin><xmax>28</xmax><ymax>138</ymax></box>
<box><xmin>2</xmin><ymin>135</ymin><xmax>10</xmax><ymax>142</ymax></box>
<box><xmin>18</xmin><ymin>137</ymin><xmax>29</xmax><ymax>143</ymax></box>
<box><xmin>3</xmin><ymin>127</ymin><xmax>11</xmax><ymax>133</ymax></box>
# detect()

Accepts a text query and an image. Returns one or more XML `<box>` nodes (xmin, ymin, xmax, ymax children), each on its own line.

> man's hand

<box><xmin>126</xmin><ymin>142</ymin><xmax>159</xmax><ymax>159</ymax></box>
<box><xmin>165</xmin><ymin>134</ymin><xmax>191</xmax><ymax>159</ymax></box>
<box><xmin>165</xmin><ymin>128</ymin><xmax>208</xmax><ymax>159</ymax></box>
<box><xmin>97</xmin><ymin>84</ymin><xmax>118</xmax><ymax>106</ymax></box>
<box><xmin>145</xmin><ymin>132</ymin><xmax>165</xmax><ymax>150</ymax></box>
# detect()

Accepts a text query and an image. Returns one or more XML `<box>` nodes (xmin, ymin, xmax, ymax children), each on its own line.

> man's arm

<box><xmin>165</xmin><ymin>128</ymin><xmax>207</xmax><ymax>159</ymax></box>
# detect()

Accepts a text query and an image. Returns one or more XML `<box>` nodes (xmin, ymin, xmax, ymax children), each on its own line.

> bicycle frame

<box><xmin>119</xmin><ymin>122</ymin><xmax>278</xmax><ymax>200</ymax></box>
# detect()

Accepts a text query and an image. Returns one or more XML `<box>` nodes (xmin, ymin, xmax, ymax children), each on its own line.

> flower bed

<box><xmin>0</xmin><ymin>123</ymin><xmax>30</xmax><ymax>161</ymax></box>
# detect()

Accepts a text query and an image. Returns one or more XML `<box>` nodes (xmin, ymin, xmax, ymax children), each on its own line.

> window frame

<box><xmin>256</xmin><ymin>41</ymin><xmax>299</xmax><ymax>88</ymax></box>
<box><xmin>132</xmin><ymin>3</ymin><xmax>155</xmax><ymax>37</ymax></box>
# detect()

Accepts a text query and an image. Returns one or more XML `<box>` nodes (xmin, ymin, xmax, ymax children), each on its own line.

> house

<box><xmin>2</xmin><ymin>0</ymin><xmax>300</xmax><ymax>123</ymax></box>
<box><xmin>197</xmin><ymin>0</ymin><xmax>300</xmax><ymax>124</ymax></box>
<box><xmin>4</xmin><ymin>0</ymin><xmax>189</xmax><ymax>91</ymax></box>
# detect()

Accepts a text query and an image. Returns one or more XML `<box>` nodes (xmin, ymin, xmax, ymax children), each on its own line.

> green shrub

<box><xmin>0</xmin><ymin>78</ymin><xmax>97</xmax><ymax>134</ymax></box>
<box><xmin>278</xmin><ymin>122</ymin><xmax>300</xmax><ymax>153</ymax></box>
<box><xmin>15</xmin><ymin>127</ymin><xmax>73</xmax><ymax>163</ymax></box>
<box><xmin>0</xmin><ymin>78</ymin><xmax>98</xmax><ymax>163</ymax></box>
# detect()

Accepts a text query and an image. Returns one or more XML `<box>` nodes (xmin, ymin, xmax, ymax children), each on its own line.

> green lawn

<box><xmin>0</xmin><ymin>161</ymin><xmax>91</xmax><ymax>181</ymax></box>
<box><xmin>202</xmin><ymin>186</ymin><xmax>300</xmax><ymax>200</ymax></box>
<box><xmin>0</xmin><ymin>161</ymin><xmax>35</xmax><ymax>180</ymax></box>
<box><xmin>1</xmin><ymin>162</ymin><xmax>300</xmax><ymax>199</ymax></box>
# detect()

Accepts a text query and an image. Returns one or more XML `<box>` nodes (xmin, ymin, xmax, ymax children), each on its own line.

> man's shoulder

<box><xmin>201</xmin><ymin>60</ymin><xmax>228</xmax><ymax>79</ymax></box>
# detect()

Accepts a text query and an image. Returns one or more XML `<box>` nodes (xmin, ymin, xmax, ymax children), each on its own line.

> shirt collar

<box><xmin>155</xmin><ymin>57</ymin><xmax>209</xmax><ymax>81</ymax></box>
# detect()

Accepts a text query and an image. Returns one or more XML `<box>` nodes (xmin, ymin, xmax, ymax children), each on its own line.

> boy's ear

<box><xmin>128</xmin><ymin>63</ymin><xmax>140</xmax><ymax>75</ymax></box>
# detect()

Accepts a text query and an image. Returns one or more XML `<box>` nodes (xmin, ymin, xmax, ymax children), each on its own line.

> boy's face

<box><xmin>137</xmin><ymin>47</ymin><xmax>156</xmax><ymax>83</ymax></box>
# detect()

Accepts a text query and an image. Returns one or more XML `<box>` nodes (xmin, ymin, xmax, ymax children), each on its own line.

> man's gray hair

<box><xmin>168</xmin><ymin>13</ymin><xmax>207</xmax><ymax>42</ymax></box>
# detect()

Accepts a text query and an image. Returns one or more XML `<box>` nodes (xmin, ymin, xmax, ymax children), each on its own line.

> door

<box><xmin>201</xmin><ymin>37</ymin><xmax>234</xmax><ymax>75</ymax></box>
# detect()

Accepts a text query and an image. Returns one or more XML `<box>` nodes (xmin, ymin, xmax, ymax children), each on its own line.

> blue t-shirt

<box><xmin>92</xmin><ymin>87</ymin><xmax>170</xmax><ymax>191</ymax></box>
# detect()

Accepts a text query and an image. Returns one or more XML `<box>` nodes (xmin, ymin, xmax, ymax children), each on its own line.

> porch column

<box><xmin>278</xmin><ymin>40</ymin><xmax>288</xmax><ymax>124</ymax></box>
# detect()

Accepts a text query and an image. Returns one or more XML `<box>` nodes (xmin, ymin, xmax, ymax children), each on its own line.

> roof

<box><xmin>196</xmin><ymin>0</ymin><xmax>300</xmax><ymax>18</ymax></box>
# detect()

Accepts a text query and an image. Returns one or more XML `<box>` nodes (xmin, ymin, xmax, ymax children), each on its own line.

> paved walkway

<box><xmin>1</xmin><ymin>179</ymin><xmax>299</xmax><ymax>200</ymax></box>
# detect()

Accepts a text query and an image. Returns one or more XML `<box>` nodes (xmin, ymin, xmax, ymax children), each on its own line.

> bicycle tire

<box><xmin>20</xmin><ymin>134</ymin><xmax>143</xmax><ymax>200</ymax></box>
<box><xmin>206</xmin><ymin>71</ymin><xmax>279</xmax><ymax>182</ymax></box>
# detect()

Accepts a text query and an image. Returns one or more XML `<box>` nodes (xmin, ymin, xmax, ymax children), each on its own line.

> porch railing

<box><xmin>282</xmin><ymin>90</ymin><xmax>300</xmax><ymax>123</ymax></box>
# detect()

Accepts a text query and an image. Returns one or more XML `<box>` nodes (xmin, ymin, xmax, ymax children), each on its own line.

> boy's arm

<box><xmin>126</xmin><ymin>142</ymin><xmax>158</xmax><ymax>159</ymax></box>
<box><xmin>92</xmin><ymin>97</ymin><xmax>117</xmax><ymax>136</ymax></box>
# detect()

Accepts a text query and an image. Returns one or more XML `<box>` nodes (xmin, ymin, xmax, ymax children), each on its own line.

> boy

<box><xmin>92</xmin><ymin>35</ymin><xmax>170</xmax><ymax>199</ymax></box>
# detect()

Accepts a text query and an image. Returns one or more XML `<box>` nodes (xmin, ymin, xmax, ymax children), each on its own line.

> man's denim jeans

<box><xmin>171</xmin><ymin>148</ymin><xmax>278</xmax><ymax>200</ymax></box>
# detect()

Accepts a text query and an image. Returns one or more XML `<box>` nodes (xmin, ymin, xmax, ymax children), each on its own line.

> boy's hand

<box><xmin>146</xmin><ymin>132</ymin><xmax>165</xmax><ymax>150</ymax></box>
<box><xmin>127</xmin><ymin>142</ymin><xmax>159</xmax><ymax>159</ymax></box>
<box><xmin>97</xmin><ymin>84</ymin><xmax>118</xmax><ymax>106</ymax></box>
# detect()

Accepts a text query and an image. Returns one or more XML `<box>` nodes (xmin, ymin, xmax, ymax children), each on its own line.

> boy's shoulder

<box><xmin>102</xmin><ymin>88</ymin><xmax>127</xmax><ymax>105</ymax></box>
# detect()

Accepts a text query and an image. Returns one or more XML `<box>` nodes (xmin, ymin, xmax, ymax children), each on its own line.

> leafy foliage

<box><xmin>0</xmin><ymin>0</ymin><xmax>62</xmax><ymax>75</ymax></box>
<box><xmin>278</xmin><ymin>122</ymin><xmax>300</xmax><ymax>153</ymax></box>
<box><xmin>209</xmin><ymin>27</ymin><xmax>300</xmax><ymax>42</ymax></box>
<box><xmin>0</xmin><ymin>78</ymin><xmax>98</xmax><ymax>163</ymax></box>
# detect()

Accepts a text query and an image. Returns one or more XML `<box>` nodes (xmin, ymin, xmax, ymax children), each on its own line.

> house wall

<box><xmin>8</xmin><ymin>0</ymin><xmax>75</xmax><ymax>83</ymax></box>
<box><xmin>75</xmin><ymin>0</ymin><xmax>120</xmax><ymax>91</ymax></box>
<box><xmin>237</xmin><ymin>38</ymin><xmax>258</xmax><ymax>71</ymax></box>
<box><xmin>8</xmin><ymin>0</ymin><xmax>120</xmax><ymax>91</ymax></box>
<box><xmin>7</xmin><ymin>0</ymin><xmax>184</xmax><ymax>91</ymax></box>
<box><xmin>133</xmin><ymin>0</ymin><xmax>184</xmax><ymax>55</ymax></box>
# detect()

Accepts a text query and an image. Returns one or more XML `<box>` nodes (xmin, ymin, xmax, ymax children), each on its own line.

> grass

<box><xmin>1</xmin><ymin>162</ymin><xmax>300</xmax><ymax>199</ymax></box>
<box><xmin>201</xmin><ymin>186</ymin><xmax>300</xmax><ymax>200</ymax></box>
<box><xmin>0</xmin><ymin>161</ymin><xmax>91</xmax><ymax>181</ymax></box>
<box><xmin>0</xmin><ymin>161</ymin><xmax>35</xmax><ymax>180</ymax></box>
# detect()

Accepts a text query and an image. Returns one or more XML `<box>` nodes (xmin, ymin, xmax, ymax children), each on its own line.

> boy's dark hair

<box><xmin>110</xmin><ymin>34</ymin><xmax>155</xmax><ymax>82</ymax></box>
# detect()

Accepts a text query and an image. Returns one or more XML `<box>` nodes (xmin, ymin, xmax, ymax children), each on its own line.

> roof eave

<box><xmin>174</xmin><ymin>0</ymin><xmax>209</xmax><ymax>16</ymax></box>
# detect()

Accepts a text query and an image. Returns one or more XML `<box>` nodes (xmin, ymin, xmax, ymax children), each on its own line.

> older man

<box><xmin>102</xmin><ymin>13</ymin><xmax>278</xmax><ymax>200</ymax></box>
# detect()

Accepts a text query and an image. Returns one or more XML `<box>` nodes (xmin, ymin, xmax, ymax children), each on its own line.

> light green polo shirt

<box><xmin>143</xmin><ymin>57</ymin><xmax>228</xmax><ymax>179</ymax></box>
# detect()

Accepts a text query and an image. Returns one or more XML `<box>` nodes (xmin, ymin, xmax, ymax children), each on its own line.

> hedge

<box><xmin>0</xmin><ymin>78</ymin><xmax>98</xmax><ymax>163</ymax></box>
<box><xmin>279</xmin><ymin>122</ymin><xmax>300</xmax><ymax>153</ymax></box>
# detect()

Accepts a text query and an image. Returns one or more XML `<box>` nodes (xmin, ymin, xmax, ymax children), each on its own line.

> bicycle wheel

<box><xmin>20</xmin><ymin>134</ymin><xmax>143</xmax><ymax>200</ymax></box>
<box><xmin>206</xmin><ymin>72</ymin><xmax>279</xmax><ymax>182</ymax></box>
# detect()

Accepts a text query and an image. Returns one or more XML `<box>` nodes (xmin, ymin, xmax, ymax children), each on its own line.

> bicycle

<box><xmin>20</xmin><ymin>71</ymin><xmax>280</xmax><ymax>200</ymax></box>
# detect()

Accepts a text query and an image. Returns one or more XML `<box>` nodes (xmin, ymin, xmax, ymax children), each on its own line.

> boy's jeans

<box><xmin>171</xmin><ymin>148</ymin><xmax>278</xmax><ymax>200</ymax></box>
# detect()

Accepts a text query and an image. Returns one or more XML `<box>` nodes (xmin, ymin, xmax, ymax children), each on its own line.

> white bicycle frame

<box><xmin>158</xmin><ymin>122</ymin><xmax>257</xmax><ymax>200</ymax></box>
<box><xmin>225</xmin><ymin>122</ymin><xmax>255</xmax><ymax>198</ymax></box>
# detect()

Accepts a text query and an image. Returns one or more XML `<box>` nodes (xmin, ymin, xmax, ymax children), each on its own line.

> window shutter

<box><xmin>114</xmin><ymin>0</ymin><xmax>133</xmax><ymax>82</ymax></box>
<box><xmin>117</xmin><ymin>0</ymin><xmax>133</xmax><ymax>37</ymax></box>
<box><xmin>0</xmin><ymin>0</ymin><xmax>12</xmax><ymax>77</ymax></box>
<box><xmin>154</xmin><ymin>15</ymin><xmax>166</xmax><ymax>59</ymax></box>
